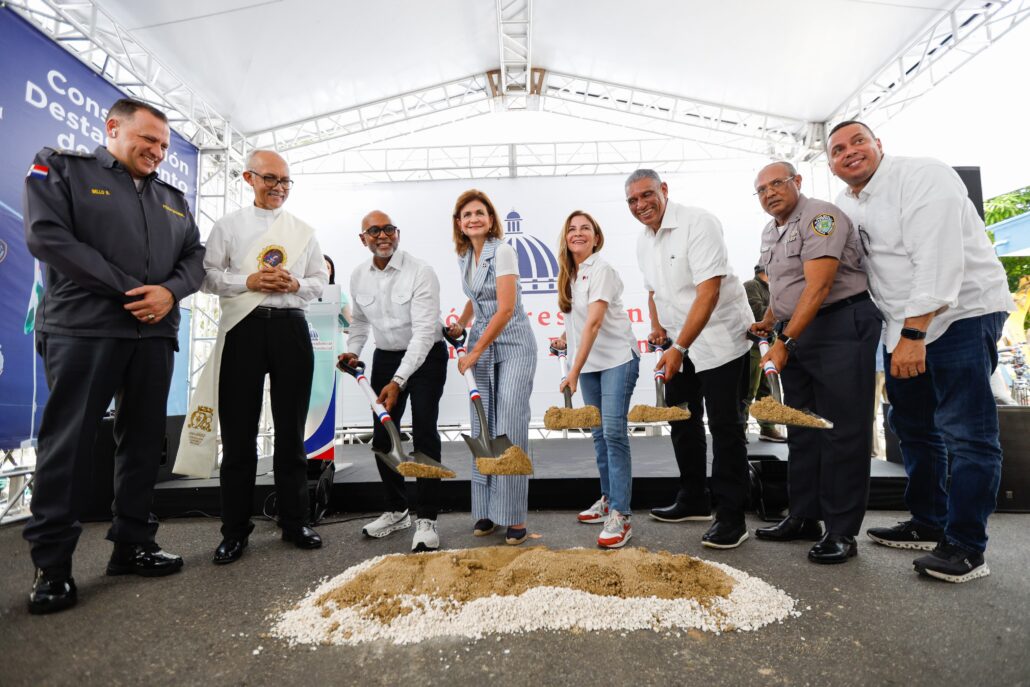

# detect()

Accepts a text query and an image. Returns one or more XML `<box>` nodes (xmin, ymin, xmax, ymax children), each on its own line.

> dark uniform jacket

<box><xmin>23</xmin><ymin>146</ymin><xmax>205</xmax><ymax>339</ymax></box>
<box><xmin>742</xmin><ymin>277</ymin><xmax>770</xmax><ymax>321</ymax></box>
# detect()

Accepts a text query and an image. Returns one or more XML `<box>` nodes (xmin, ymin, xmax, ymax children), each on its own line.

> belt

<box><xmin>247</xmin><ymin>306</ymin><xmax>305</xmax><ymax>319</ymax></box>
<box><xmin>816</xmin><ymin>291</ymin><xmax>871</xmax><ymax>318</ymax></box>
<box><xmin>778</xmin><ymin>291</ymin><xmax>871</xmax><ymax>331</ymax></box>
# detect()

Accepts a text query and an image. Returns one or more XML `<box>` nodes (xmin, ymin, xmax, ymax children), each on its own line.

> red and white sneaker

<box><xmin>598</xmin><ymin>510</ymin><xmax>632</xmax><ymax>549</ymax></box>
<box><xmin>578</xmin><ymin>496</ymin><xmax>609</xmax><ymax>524</ymax></box>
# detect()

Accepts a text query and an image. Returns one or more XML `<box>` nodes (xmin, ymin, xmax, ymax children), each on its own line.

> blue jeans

<box><xmin>884</xmin><ymin>312</ymin><xmax>1007</xmax><ymax>553</ymax></box>
<box><xmin>579</xmin><ymin>354</ymin><xmax>640</xmax><ymax>515</ymax></box>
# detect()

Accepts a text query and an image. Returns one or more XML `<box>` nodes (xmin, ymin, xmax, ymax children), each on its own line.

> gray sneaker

<box><xmin>362</xmin><ymin>510</ymin><xmax>411</xmax><ymax>539</ymax></box>
<box><xmin>411</xmin><ymin>519</ymin><xmax>440</xmax><ymax>552</ymax></box>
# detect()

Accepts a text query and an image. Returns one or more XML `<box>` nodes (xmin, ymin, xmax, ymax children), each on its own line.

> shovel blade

<box><xmin>462</xmin><ymin>433</ymin><xmax>494</xmax><ymax>458</ymax></box>
<box><xmin>372</xmin><ymin>446</ymin><xmax>404</xmax><ymax>475</ymax></box>
<box><xmin>489</xmin><ymin>434</ymin><xmax>516</xmax><ymax>455</ymax></box>
<box><xmin>407</xmin><ymin>451</ymin><xmax>454</xmax><ymax>474</ymax></box>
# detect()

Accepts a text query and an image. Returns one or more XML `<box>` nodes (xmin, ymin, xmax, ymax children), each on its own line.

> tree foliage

<box><xmin>985</xmin><ymin>187</ymin><xmax>1030</xmax><ymax>294</ymax></box>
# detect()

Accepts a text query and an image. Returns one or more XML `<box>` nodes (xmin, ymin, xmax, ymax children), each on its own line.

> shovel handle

<box><xmin>350</xmin><ymin>365</ymin><xmax>394</xmax><ymax>425</ymax></box>
<box><xmin>442</xmin><ymin>326</ymin><xmax>482</xmax><ymax>403</ymax></box>
<box><xmin>647</xmin><ymin>337</ymin><xmax>672</xmax><ymax>383</ymax></box>
<box><xmin>756</xmin><ymin>338</ymin><xmax>779</xmax><ymax>378</ymax></box>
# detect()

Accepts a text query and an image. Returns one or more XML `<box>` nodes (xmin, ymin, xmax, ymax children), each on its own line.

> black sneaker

<box><xmin>649</xmin><ymin>501</ymin><xmax>712</xmax><ymax>523</ymax></box>
<box><xmin>913</xmin><ymin>542</ymin><xmax>990</xmax><ymax>583</ymax></box>
<box><xmin>866</xmin><ymin>519</ymin><xmax>942</xmax><ymax>551</ymax></box>
<box><xmin>701</xmin><ymin>520</ymin><xmax>749</xmax><ymax>549</ymax></box>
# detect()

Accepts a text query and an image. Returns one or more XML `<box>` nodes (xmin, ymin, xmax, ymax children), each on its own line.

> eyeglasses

<box><xmin>363</xmin><ymin>224</ymin><xmax>398</xmax><ymax>237</ymax></box>
<box><xmin>247</xmin><ymin>170</ymin><xmax>294</xmax><ymax>189</ymax></box>
<box><xmin>754</xmin><ymin>175</ymin><xmax>796</xmax><ymax>197</ymax></box>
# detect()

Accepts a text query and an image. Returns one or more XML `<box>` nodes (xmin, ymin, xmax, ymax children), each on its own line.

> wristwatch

<box><xmin>900</xmin><ymin>327</ymin><xmax>927</xmax><ymax>340</ymax></box>
<box><xmin>780</xmin><ymin>335</ymin><xmax>798</xmax><ymax>355</ymax></box>
<box><xmin>391</xmin><ymin>375</ymin><xmax>407</xmax><ymax>390</ymax></box>
<box><xmin>671</xmin><ymin>342</ymin><xmax>688</xmax><ymax>356</ymax></box>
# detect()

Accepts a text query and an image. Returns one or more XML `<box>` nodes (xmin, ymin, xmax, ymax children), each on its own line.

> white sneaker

<box><xmin>411</xmin><ymin>518</ymin><xmax>440</xmax><ymax>552</ymax></box>
<box><xmin>578</xmin><ymin>496</ymin><xmax>609</xmax><ymax>524</ymax></box>
<box><xmin>598</xmin><ymin>510</ymin><xmax>632</xmax><ymax>549</ymax></box>
<box><xmin>362</xmin><ymin>510</ymin><xmax>411</xmax><ymax>539</ymax></box>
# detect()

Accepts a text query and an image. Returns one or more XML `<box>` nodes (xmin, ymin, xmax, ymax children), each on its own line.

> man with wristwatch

<box><xmin>627</xmin><ymin>169</ymin><xmax>754</xmax><ymax>549</ymax></box>
<box><xmin>829</xmin><ymin>121</ymin><xmax>1013</xmax><ymax>583</ymax></box>
<box><xmin>749</xmin><ymin>161</ymin><xmax>882</xmax><ymax>564</ymax></box>
<box><xmin>339</xmin><ymin>210</ymin><xmax>448</xmax><ymax>553</ymax></box>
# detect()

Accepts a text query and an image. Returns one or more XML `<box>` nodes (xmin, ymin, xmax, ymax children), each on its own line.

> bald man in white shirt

<box><xmin>829</xmin><ymin>120</ymin><xmax>1013</xmax><ymax>584</ymax></box>
<box><xmin>339</xmin><ymin>211</ymin><xmax>448</xmax><ymax>553</ymax></box>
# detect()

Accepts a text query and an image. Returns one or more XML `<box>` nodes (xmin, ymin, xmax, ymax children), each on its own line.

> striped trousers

<box><xmin>470</xmin><ymin>352</ymin><xmax>536</xmax><ymax>526</ymax></box>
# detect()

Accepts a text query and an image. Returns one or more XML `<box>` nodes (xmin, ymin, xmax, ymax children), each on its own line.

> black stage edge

<box><xmin>152</xmin><ymin>435</ymin><xmax>909</xmax><ymax>518</ymax></box>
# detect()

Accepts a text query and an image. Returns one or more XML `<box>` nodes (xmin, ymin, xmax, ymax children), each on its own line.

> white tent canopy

<box><xmin>11</xmin><ymin>0</ymin><xmax>1028</xmax><ymax>179</ymax></box>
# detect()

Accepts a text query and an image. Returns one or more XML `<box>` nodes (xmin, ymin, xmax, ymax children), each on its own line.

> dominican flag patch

<box><xmin>27</xmin><ymin>164</ymin><xmax>49</xmax><ymax>179</ymax></box>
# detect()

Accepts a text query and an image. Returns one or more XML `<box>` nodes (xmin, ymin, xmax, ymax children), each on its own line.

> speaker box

<box><xmin>953</xmin><ymin>166</ymin><xmax>985</xmax><ymax>222</ymax></box>
<box><xmin>997</xmin><ymin>406</ymin><xmax>1030</xmax><ymax>512</ymax></box>
<box><xmin>83</xmin><ymin>415</ymin><xmax>186</xmax><ymax>522</ymax></box>
<box><xmin>749</xmin><ymin>458</ymin><xmax>789</xmax><ymax>521</ymax></box>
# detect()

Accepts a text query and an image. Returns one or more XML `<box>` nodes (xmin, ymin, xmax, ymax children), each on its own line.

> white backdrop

<box><xmin>286</xmin><ymin>162</ymin><xmax>840</xmax><ymax>427</ymax></box>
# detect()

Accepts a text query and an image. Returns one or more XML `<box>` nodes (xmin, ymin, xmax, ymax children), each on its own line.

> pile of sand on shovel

<box><xmin>628</xmin><ymin>405</ymin><xmax>692</xmax><ymax>423</ymax></box>
<box><xmin>543</xmin><ymin>405</ymin><xmax>602</xmax><ymax>430</ymax></box>
<box><xmin>750</xmin><ymin>397</ymin><xmax>830</xmax><ymax>429</ymax></box>
<box><xmin>396</xmin><ymin>462</ymin><xmax>457</xmax><ymax>479</ymax></box>
<box><xmin>476</xmin><ymin>446</ymin><xmax>533</xmax><ymax>475</ymax></box>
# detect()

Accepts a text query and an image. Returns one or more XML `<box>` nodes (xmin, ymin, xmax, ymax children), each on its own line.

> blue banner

<box><xmin>0</xmin><ymin>8</ymin><xmax>200</xmax><ymax>448</ymax></box>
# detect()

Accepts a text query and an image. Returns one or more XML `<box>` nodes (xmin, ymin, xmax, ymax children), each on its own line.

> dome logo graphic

<box><xmin>503</xmin><ymin>209</ymin><xmax>558</xmax><ymax>295</ymax></box>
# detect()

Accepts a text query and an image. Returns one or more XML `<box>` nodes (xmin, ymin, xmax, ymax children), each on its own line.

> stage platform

<box><xmin>153</xmin><ymin>434</ymin><xmax>908</xmax><ymax>518</ymax></box>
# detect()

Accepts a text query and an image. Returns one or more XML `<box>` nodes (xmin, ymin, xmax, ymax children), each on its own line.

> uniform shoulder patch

<box><xmin>811</xmin><ymin>213</ymin><xmax>835</xmax><ymax>236</ymax></box>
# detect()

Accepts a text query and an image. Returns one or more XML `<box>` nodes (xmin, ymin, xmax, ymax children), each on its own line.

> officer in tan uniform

<box><xmin>749</xmin><ymin>161</ymin><xmax>882</xmax><ymax>564</ymax></box>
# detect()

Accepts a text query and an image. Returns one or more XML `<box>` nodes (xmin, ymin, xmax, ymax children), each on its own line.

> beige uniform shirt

<box><xmin>758</xmin><ymin>194</ymin><xmax>867</xmax><ymax>321</ymax></box>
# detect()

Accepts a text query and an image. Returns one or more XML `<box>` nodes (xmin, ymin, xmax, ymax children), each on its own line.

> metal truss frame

<box><xmin>489</xmin><ymin>0</ymin><xmax>537</xmax><ymax>110</ymax></box>
<box><xmin>822</xmin><ymin>0</ymin><xmax>1030</xmax><ymax>153</ymax></box>
<box><xmin>287</xmin><ymin>137</ymin><xmax>761</xmax><ymax>181</ymax></box>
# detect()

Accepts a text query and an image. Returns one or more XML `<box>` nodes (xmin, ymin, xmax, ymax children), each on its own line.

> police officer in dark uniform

<box><xmin>22</xmin><ymin>98</ymin><xmax>205</xmax><ymax>613</ymax></box>
<box><xmin>749</xmin><ymin>161</ymin><xmax>882</xmax><ymax>564</ymax></box>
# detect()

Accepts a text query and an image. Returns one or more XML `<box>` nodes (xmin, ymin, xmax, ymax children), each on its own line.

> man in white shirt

<box><xmin>627</xmin><ymin>169</ymin><xmax>754</xmax><ymax>549</ymax></box>
<box><xmin>829</xmin><ymin>121</ymin><xmax>1013</xmax><ymax>583</ymax></box>
<box><xmin>338</xmin><ymin>210</ymin><xmax>447</xmax><ymax>552</ymax></box>
<box><xmin>203</xmin><ymin>149</ymin><xmax>328</xmax><ymax>564</ymax></box>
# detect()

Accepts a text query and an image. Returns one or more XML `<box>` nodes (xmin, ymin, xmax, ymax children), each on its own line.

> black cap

<box><xmin>754</xmin><ymin>264</ymin><xmax>767</xmax><ymax>276</ymax></box>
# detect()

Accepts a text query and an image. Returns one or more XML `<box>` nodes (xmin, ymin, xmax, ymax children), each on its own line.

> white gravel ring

<box><xmin>271</xmin><ymin>550</ymin><xmax>800</xmax><ymax>646</ymax></box>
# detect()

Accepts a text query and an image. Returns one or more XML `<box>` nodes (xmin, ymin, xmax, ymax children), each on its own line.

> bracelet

<box><xmin>671</xmin><ymin>342</ymin><xmax>688</xmax><ymax>355</ymax></box>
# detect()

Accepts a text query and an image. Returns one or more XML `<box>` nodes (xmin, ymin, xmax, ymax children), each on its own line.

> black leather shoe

<box><xmin>649</xmin><ymin>500</ymin><xmax>712</xmax><ymax>523</ymax></box>
<box><xmin>213</xmin><ymin>537</ymin><xmax>248</xmax><ymax>565</ymax></box>
<box><xmin>755</xmin><ymin>516</ymin><xmax>824</xmax><ymax>542</ymax></box>
<box><xmin>808</xmin><ymin>533</ymin><xmax>857</xmax><ymax>564</ymax></box>
<box><xmin>702</xmin><ymin>520</ymin><xmax>749</xmax><ymax>549</ymax></box>
<box><xmin>282</xmin><ymin>526</ymin><xmax>322</xmax><ymax>549</ymax></box>
<box><xmin>28</xmin><ymin>570</ymin><xmax>77</xmax><ymax>615</ymax></box>
<box><xmin>106</xmin><ymin>543</ymin><xmax>184</xmax><ymax>577</ymax></box>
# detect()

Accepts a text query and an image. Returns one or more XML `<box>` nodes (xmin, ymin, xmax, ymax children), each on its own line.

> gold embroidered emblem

<box><xmin>162</xmin><ymin>203</ymin><xmax>185</xmax><ymax>218</ymax></box>
<box><xmin>90</xmin><ymin>188</ymin><xmax>111</xmax><ymax>196</ymax></box>
<box><xmin>258</xmin><ymin>245</ymin><xmax>287</xmax><ymax>268</ymax></box>
<box><xmin>188</xmin><ymin>405</ymin><xmax>214</xmax><ymax>433</ymax></box>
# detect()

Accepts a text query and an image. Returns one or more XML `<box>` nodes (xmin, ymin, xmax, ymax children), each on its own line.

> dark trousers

<box><xmin>370</xmin><ymin>341</ymin><xmax>448</xmax><ymax>519</ymax></box>
<box><xmin>885</xmin><ymin>312</ymin><xmax>1007</xmax><ymax>553</ymax></box>
<box><xmin>24</xmin><ymin>333</ymin><xmax>174</xmax><ymax>576</ymax></box>
<box><xmin>218</xmin><ymin>314</ymin><xmax>313</xmax><ymax>539</ymax></box>
<box><xmin>780</xmin><ymin>299</ymin><xmax>881</xmax><ymax>536</ymax></box>
<box><xmin>664</xmin><ymin>350</ymin><xmax>751</xmax><ymax>524</ymax></box>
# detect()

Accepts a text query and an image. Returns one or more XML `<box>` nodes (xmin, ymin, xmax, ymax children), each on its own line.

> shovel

<box><xmin>336</xmin><ymin>358</ymin><xmax>455</xmax><ymax>477</ymax></box>
<box><xmin>441</xmin><ymin>326</ymin><xmax>531</xmax><ymax>475</ymax></box>
<box><xmin>543</xmin><ymin>342</ymin><xmax>601</xmax><ymax>430</ymax></box>
<box><xmin>627</xmin><ymin>337</ymin><xmax>692</xmax><ymax>424</ymax></box>
<box><xmin>746</xmin><ymin>331</ymin><xmax>834</xmax><ymax>430</ymax></box>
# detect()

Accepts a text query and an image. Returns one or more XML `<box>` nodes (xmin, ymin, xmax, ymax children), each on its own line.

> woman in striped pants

<box><xmin>446</xmin><ymin>189</ymin><xmax>537</xmax><ymax>545</ymax></box>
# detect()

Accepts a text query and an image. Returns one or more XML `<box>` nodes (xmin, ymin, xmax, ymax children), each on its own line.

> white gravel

<box><xmin>271</xmin><ymin>551</ymin><xmax>800</xmax><ymax>646</ymax></box>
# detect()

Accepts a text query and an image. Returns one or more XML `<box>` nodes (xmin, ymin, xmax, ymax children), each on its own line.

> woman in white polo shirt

<box><xmin>555</xmin><ymin>210</ymin><xmax>640</xmax><ymax>548</ymax></box>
